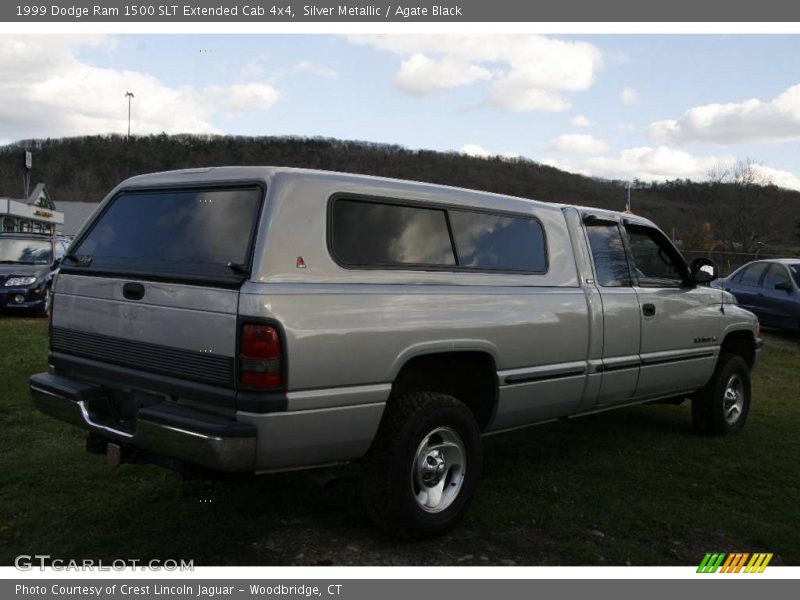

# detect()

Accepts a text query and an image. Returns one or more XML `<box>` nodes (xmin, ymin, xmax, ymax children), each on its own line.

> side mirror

<box><xmin>51</xmin><ymin>257</ymin><xmax>61</xmax><ymax>269</ymax></box>
<box><xmin>690</xmin><ymin>257</ymin><xmax>718</xmax><ymax>285</ymax></box>
<box><xmin>775</xmin><ymin>281</ymin><xmax>794</xmax><ymax>292</ymax></box>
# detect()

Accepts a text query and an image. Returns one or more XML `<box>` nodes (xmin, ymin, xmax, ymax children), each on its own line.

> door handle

<box><xmin>122</xmin><ymin>282</ymin><xmax>145</xmax><ymax>300</ymax></box>
<box><xmin>642</xmin><ymin>303</ymin><xmax>656</xmax><ymax>317</ymax></box>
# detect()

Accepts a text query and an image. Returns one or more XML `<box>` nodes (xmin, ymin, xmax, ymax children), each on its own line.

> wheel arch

<box><xmin>389</xmin><ymin>347</ymin><xmax>499</xmax><ymax>432</ymax></box>
<box><xmin>719</xmin><ymin>328</ymin><xmax>757</xmax><ymax>369</ymax></box>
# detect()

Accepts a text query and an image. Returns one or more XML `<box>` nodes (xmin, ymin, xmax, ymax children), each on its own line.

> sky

<box><xmin>1</xmin><ymin>34</ymin><xmax>799</xmax><ymax>190</ymax></box>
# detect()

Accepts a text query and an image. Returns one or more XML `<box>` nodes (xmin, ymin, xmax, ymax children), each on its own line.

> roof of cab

<box><xmin>118</xmin><ymin>166</ymin><xmax>655</xmax><ymax>227</ymax></box>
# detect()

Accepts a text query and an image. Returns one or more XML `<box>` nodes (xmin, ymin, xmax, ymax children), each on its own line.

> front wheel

<box><xmin>692</xmin><ymin>353</ymin><xmax>751</xmax><ymax>435</ymax></box>
<box><xmin>361</xmin><ymin>392</ymin><xmax>482</xmax><ymax>540</ymax></box>
<box><xmin>36</xmin><ymin>284</ymin><xmax>52</xmax><ymax>318</ymax></box>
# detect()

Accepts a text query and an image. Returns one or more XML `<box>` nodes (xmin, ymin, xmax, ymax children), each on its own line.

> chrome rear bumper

<box><xmin>30</xmin><ymin>372</ymin><xmax>256</xmax><ymax>472</ymax></box>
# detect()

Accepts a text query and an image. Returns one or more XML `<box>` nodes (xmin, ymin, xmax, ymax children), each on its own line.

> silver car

<box><xmin>31</xmin><ymin>167</ymin><xmax>761</xmax><ymax>538</ymax></box>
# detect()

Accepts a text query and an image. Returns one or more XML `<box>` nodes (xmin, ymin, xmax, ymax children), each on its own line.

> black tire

<box><xmin>361</xmin><ymin>391</ymin><xmax>482</xmax><ymax>540</ymax></box>
<box><xmin>692</xmin><ymin>353</ymin><xmax>751</xmax><ymax>435</ymax></box>
<box><xmin>36</xmin><ymin>284</ymin><xmax>51</xmax><ymax>318</ymax></box>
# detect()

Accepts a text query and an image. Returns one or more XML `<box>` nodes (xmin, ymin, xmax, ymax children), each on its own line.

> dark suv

<box><xmin>0</xmin><ymin>233</ymin><xmax>70</xmax><ymax>317</ymax></box>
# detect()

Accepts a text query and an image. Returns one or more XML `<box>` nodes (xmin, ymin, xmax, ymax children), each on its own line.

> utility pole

<box><xmin>125</xmin><ymin>91</ymin><xmax>135</xmax><ymax>139</ymax></box>
<box><xmin>625</xmin><ymin>181</ymin><xmax>631</xmax><ymax>212</ymax></box>
<box><xmin>22</xmin><ymin>150</ymin><xmax>32</xmax><ymax>199</ymax></box>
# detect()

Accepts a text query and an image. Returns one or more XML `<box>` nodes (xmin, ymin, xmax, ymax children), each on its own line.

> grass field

<box><xmin>0</xmin><ymin>316</ymin><xmax>798</xmax><ymax>566</ymax></box>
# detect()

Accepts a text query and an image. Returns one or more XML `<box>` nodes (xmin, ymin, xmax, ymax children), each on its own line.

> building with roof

<box><xmin>1</xmin><ymin>183</ymin><xmax>64</xmax><ymax>235</ymax></box>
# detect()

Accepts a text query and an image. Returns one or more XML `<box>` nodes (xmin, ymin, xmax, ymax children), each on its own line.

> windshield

<box><xmin>69</xmin><ymin>187</ymin><xmax>263</xmax><ymax>283</ymax></box>
<box><xmin>0</xmin><ymin>239</ymin><xmax>52</xmax><ymax>265</ymax></box>
<box><xmin>790</xmin><ymin>264</ymin><xmax>800</xmax><ymax>287</ymax></box>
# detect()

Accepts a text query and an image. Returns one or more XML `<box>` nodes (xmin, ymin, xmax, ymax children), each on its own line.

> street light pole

<box><xmin>625</xmin><ymin>181</ymin><xmax>631</xmax><ymax>212</ymax></box>
<box><xmin>125</xmin><ymin>91</ymin><xmax>135</xmax><ymax>139</ymax></box>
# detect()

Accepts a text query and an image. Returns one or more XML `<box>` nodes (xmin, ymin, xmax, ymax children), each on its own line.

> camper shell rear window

<box><xmin>65</xmin><ymin>185</ymin><xmax>263</xmax><ymax>285</ymax></box>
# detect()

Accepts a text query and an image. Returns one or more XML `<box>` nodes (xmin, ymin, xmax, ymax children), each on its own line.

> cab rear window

<box><xmin>68</xmin><ymin>187</ymin><xmax>262</xmax><ymax>284</ymax></box>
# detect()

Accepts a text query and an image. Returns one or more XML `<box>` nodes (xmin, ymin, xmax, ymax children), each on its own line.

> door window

<box><xmin>624</xmin><ymin>225</ymin><xmax>688</xmax><ymax>288</ymax></box>
<box><xmin>790</xmin><ymin>264</ymin><xmax>800</xmax><ymax>287</ymax></box>
<box><xmin>585</xmin><ymin>222</ymin><xmax>631</xmax><ymax>287</ymax></box>
<box><xmin>738</xmin><ymin>262</ymin><xmax>768</xmax><ymax>287</ymax></box>
<box><xmin>761</xmin><ymin>263</ymin><xmax>791</xmax><ymax>290</ymax></box>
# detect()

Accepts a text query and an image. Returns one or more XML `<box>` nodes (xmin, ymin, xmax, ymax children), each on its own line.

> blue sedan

<box><xmin>713</xmin><ymin>259</ymin><xmax>800</xmax><ymax>332</ymax></box>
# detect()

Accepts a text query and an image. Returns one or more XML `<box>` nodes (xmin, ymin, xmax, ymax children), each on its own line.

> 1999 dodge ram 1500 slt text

<box><xmin>31</xmin><ymin>167</ymin><xmax>761</xmax><ymax>538</ymax></box>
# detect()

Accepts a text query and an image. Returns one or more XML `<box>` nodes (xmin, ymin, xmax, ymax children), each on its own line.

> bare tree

<box><xmin>705</xmin><ymin>158</ymin><xmax>776</xmax><ymax>255</ymax></box>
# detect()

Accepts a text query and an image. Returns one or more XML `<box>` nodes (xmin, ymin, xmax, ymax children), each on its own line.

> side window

<box><xmin>625</xmin><ymin>224</ymin><xmax>687</xmax><ymax>287</ymax></box>
<box><xmin>730</xmin><ymin>268</ymin><xmax>745</xmax><ymax>283</ymax></box>
<box><xmin>585</xmin><ymin>222</ymin><xmax>631</xmax><ymax>287</ymax></box>
<box><xmin>739</xmin><ymin>263</ymin><xmax>768</xmax><ymax>287</ymax></box>
<box><xmin>330</xmin><ymin>199</ymin><xmax>456</xmax><ymax>267</ymax></box>
<box><xmin>761</xmin><ymin>264</ymin><xmax>791</xmax><ymax>289</ymax></box>
<box><xmin>330</xmin><ymin>197</ymin><xmax>550</xmax><ymax>273</ymax></box>
<box><xmin>791</xmin><ymin>264</ymin><xmax>800</xmax><ymax>287</ymax></box>
<box><xmin>449</xmin><ymin>210</ymin><xmax>546</xmax><ymax>272</ymax></box>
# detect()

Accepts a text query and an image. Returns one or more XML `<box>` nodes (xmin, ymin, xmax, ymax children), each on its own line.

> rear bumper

<box><xmin>30</xmin><ymin>372</ymin><xmax>256</xmax><ymax>472</ymax></box>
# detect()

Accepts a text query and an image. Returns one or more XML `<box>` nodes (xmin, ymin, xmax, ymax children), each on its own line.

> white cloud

<box><xmin>545</xmin><ymin>146</ymin><xmax>734</xmax><ymax>182</ymax></box>
<box><xmin>205</xmin><ymin>83</ymin><xmax>281</xmax><ymax>113</ymax></box>
<box><xmin>396</xmin><ymin>54</ymin><xmax>491</xmax><ymax>95</ymax></box>
<box><xmin>459</xmin><ymin>144</ymin><xmax>520</xmax><ymax>161</ymax></box>
<box><xmin>547</xmin><ymin>134</ymin><xmax>609</xmax><ymax>155</ymax></box>
<box><xmin>570</xmin><ymin>114</ymin><xmax>591</xmax><ymax>128</ymax></box>
<box><xmin>488</xmin><ymin>84</ymin><xmax>570</xmax><ymax>112</ymax></box>
<box><xmin>621</xmin><ymin>87</ymin><xmax>638</xmax><ymax>105</ymax></box>
<box><xmin>648</xmin><ymin>83</ymin><xmax>800</xmax><ymax>146</ymax></box>
<box><xmin>546</xmin><ymin>147</ymin><xmax>800</xmax><ymax>191</ymax></box>
<box><xmin>751</xmin><ymin>165</ymin><xmax>800</xmax><ymax>191</ymax></box>
<box><xmin>346</xmin><ymin>35</ymin><xmax>602</xmax><ymax>112</ymax></box>
<box><xmin>460</xmin><ymin>144</ymin><xmax>491</xmax><ymax>157</ymax></box>
<box><xmin>292</xmin><ymin>59</ymin><xmax>339</xmax><ymax>79</ymax></box>
<box><xmin>0</xmin><ymin>36</ymin><xmax>281</xmax><ymax>141</ymax></box>
<box><xmin>240</xmin><ymin>54</ymin><xmax>270</xmax><ymax>79</ymax></box>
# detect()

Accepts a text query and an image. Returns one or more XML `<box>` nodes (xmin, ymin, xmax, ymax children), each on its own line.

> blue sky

<box><xmin>2</xmin><ymin>34</ymin><xmax>799</xmax><ymax>189</ymax></box>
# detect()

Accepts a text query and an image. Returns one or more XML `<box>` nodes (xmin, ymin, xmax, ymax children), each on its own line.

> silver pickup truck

<box><xmin>31</xmin><ymin>167</ymin><xmax>761</xmax><ymax>538</ymax></box>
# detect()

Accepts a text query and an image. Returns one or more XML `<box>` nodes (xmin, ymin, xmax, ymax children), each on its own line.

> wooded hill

<box><xmin>1</xmin><ymin>134</ymin><xmax>798</xmax><ymax>250</ymax></box>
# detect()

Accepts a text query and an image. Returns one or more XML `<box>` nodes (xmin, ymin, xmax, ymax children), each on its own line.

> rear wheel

<box><xmin>692</xmin><ymin>353</ymin><xmax>751</xmax><ymax>435</ymax></box>
<box><xmin>361</xmin><ymin>392</ymin><xmax>482</xmax><ymax>540</ymax></box>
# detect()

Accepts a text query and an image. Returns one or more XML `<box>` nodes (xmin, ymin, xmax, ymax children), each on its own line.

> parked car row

<box><xmin>712</xmin><ymin>260</ymin><xmax>800</xmax><ymax>332</ymax></box>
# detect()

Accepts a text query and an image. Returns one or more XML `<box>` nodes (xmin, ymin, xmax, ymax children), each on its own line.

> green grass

<box><xmin>0</xmin><ymin>317</ymin><xmax>798</xmax><ymax>566</ymax></box>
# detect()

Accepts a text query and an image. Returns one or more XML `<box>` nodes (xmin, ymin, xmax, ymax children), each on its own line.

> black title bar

<box><xmin>3</xmin><ymin>0</ymin><xmax>800</xmax><ymax>22</ymax></box>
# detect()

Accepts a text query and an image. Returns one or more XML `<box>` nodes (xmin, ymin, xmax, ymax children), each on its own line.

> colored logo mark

<box><xmin>697</xmin><ymin>552</ymin><xmax>773</xmax><ymax>573</ymax></box>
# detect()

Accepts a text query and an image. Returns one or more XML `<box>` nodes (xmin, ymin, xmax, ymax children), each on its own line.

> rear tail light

<box><xmin>239</xmin><ymin>323</ymin><xmax>283</xmax><ymax>389</ymax></box>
